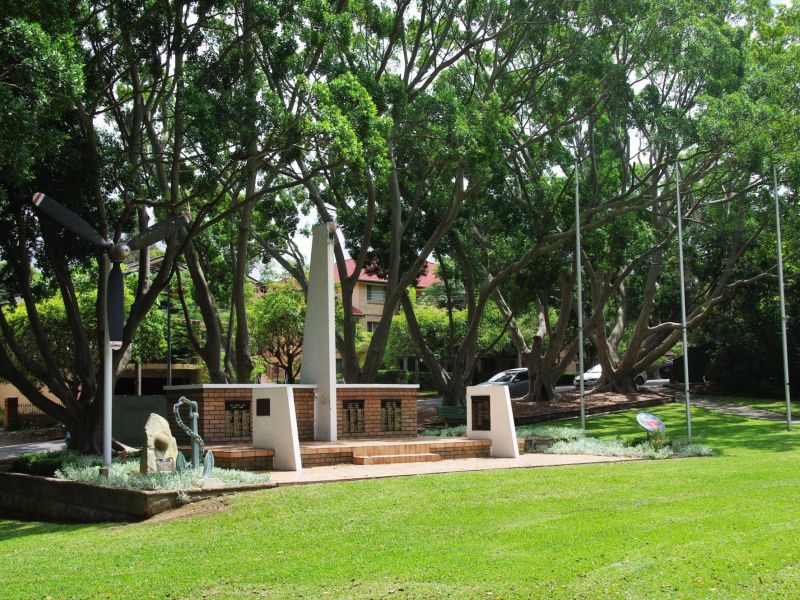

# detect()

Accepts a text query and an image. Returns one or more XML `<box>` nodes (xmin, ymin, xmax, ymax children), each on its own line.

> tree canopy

<box><xmin>1</xmin><ymin>0</ymin><xmax>798</xmax><ymax>441</ymax></box>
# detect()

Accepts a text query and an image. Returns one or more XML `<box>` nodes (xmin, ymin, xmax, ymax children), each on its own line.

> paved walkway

<box><xmin>0</xmin><ymin>440</ymin><xmax>65</xmax><ymax>462</ymax></box>
<box><xmin>268</xmin><ymin>453</ymin><xmax>634</xmax><ymax>486</ymax></box>
<box><xmin>691</xmin><ymin>397</ymin><xmax>799</xmax><ymax>424</ymax></box>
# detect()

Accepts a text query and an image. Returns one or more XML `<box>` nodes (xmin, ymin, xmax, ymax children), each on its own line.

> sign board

<box><xmin>471</xmin><ymin>395</ymin><xmax>491</xmax><ymax>431</ymax></box>
<box><xmin>636</xmin><ymin>412</ymin><xmax>665</xmax><ymax>433</ymax></box>
<box><xmin>156</xmin><ymin>457</ymin><xmax>175</xmax><ymax>472</ymax></box>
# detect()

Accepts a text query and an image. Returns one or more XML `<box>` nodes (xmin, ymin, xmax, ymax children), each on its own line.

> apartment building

<box><xmin>333</xmin><ymin>259</ymin><xmax>440</xmax><ymax>332</ymax></box>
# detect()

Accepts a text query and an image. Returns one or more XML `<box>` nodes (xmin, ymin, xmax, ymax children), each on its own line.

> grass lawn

<box><xmin>2</xmin><ymin>405</ymin><xmax>800</xmax><ymax>599</ymax></box>
<box><xmin>698</xmin><ymin>394</ymin><xmax>794</xmax><ymax>416</ymax></box>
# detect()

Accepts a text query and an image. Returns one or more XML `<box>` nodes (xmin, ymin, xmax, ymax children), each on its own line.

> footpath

<box><xmin>690</xmin><ymin>397</ymin><xmax>799</xmax><ymax>425</ymax></box>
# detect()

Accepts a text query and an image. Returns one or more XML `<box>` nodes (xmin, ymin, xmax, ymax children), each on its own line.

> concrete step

<box><xmin>352</xmin><ymin>453</ymin><xmax>442</xmax><ymax>465</ymax></box>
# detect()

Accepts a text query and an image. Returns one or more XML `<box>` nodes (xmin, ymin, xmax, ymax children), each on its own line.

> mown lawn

<box><xmin>697</xmin><ymin>394</ymin><xmax>794</xmax><ymax>417</ymax></box>
<box><xmin>2</xmin><ymin>404</ymin><xmax>800</xmax><ymax>599</ymax></box>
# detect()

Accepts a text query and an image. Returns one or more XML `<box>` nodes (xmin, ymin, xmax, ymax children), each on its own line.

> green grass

<box><xmin>2</xmin><ymin>405</ymin><xmax>800</xmax><ymax>598</ymax></box>
<box><xmin>700</xmin><ymin>394</ymin><xmax>793</xmax><ymax>416</ymax></box>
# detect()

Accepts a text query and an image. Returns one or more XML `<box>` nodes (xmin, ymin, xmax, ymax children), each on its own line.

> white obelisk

<box><xmin>301</xmin><ymin>223</ymin><xmax>338</xmax><ymax>441</ymax></box>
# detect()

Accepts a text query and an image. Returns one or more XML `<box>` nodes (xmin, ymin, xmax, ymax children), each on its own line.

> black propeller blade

<box><xmin>32</xmin><ymin>193</ymin><xmax>111</xmax><ymax>249</ymax></box>
<box><xmin>106</xmin><ymin>262</ymin><xmax>125</xmax><ymax>350</ymax></box>
<box><xmin>31</xmin><ymin>193</ymin><xmax>188</xmax><ymax>353</ymax></box>
<box><xmin>126</xmin><ymin>213</ymin><xmax>188</xmax><ymax>251</ymax></box>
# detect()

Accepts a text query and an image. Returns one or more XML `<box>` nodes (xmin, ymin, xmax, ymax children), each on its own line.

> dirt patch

<box><xmin>0</xmin><ymin>426</ymin><xmax>65</xmax><ymax>448</ymax></box>
<box><xmin>419</xmin><ymin>389</ymin><xmax>674</xmax><ymax>428</ymax></box>
<box><xmin>124</xmin><ymin>497</ymin><xmax>231</xmax><ymax>526</ymax></box>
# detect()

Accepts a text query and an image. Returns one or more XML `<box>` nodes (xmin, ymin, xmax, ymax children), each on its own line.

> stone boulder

<box><xmin>140</xmin><ymin>413</ymin><xmax>179</xmax><ymax>474</ymax></box>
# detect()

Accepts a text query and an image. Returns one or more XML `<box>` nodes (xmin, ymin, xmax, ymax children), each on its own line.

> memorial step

<box><xmin>352</xmin><ymin>452</ymin><xmax>443</xmax><ymax>465</ymax></box>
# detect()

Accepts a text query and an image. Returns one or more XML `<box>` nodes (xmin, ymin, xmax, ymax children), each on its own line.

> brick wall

<box><xmin>166</xmin><ymin>384</ymin><xmax>418</xmax><ymax>445</ymax></box>
<box><xmin>336</xmin><ymin>386</ymin><xmax>418</xmax><ymax>439</ymax></box>
<box><xmin>293</xmin><ymin>388</ymin><xmax>315</xmax><ymax>441</ymax></box>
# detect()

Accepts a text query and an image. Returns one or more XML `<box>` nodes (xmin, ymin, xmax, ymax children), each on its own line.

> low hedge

<box><xmin>556</xmin><ymin>372</ymin><xmax>577</xmax><ymax>386</ymax></box>
<box><xmin>375</xmin><ymin>369</ymin><xmax>411</xmax><ymax>384</ymax></box>
<box><xmin>10</xmin><ymin>450</ymin><xmax>92</xmax><ymax>477</ymax></box>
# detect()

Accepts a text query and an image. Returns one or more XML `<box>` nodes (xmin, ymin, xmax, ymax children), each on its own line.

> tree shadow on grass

<box><xmin>0</xmin><ymin>516</ymin><xmax>103</xmax><ymax>542</ymax></box>
<box><xmin>562</xmin><ymin>406</ymin><xmax>800</xmax><ymax>456</ymax></box>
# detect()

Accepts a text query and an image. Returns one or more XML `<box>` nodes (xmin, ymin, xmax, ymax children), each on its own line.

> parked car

<box><xmin>573</xmin><ymin>364</ymin><xmax>647</xmax><ymax>387</ymax></box>
<box><xmin>659</xmin><ymin>359</ymin><xmax>674</xmax><ymax>380</ymax></box>
<box><xmin>477</xmin><ymin>368</ymin><xmax>529</xmax><ymax>398</ymax></box>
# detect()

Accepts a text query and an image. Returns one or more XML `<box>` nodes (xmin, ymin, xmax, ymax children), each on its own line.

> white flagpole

<box><xmin>773</xmin><ymin>165</ymin><xmax>792</xmax><ymax>430</ymax></box>
<box><xmin>575</xmin><ymin>155</ymin><xmax>585</xmax><ymax>431</ymax></box>
<box><xmin>675</xmin><ymin>163</ymin><xmax>692</xmax><ymax>440</ymax></box>
<box><xmin>103</xmin><ymin>256</ymin><xmax>113</xmax><ymax>469</ymax></box>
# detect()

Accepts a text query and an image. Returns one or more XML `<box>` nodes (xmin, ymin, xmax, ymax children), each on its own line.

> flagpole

<box><xmin>773</xmin><ymin>165</ymin><xmax>792</xmax><ymax>430</ymax></box>
<box><xmin>675</xmin><ymin>163</ymin><xmax>692</xmax><ymax>440</ymax></box>
<box><xmin>575</xmin><ymin>155</ymin><xmax>585</xmax><ymax>431</ymax></box>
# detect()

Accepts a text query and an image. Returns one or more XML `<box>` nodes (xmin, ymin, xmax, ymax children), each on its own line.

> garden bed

<box><xmin>0</xmin><ymin>472</ymin><xmax>275</xmax><ymax>523</ymax></box>
<box><xmin>418</xmin><ymin>390</ymin><xmax>676</xmax><ymax>429</ymax></box>
<box><xmin>422</xmin><ymin>423</ymin><xmax>713</xmax><ymax>460</ymax></box>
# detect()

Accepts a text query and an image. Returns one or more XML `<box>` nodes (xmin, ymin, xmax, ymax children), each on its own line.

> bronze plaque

<box><xmin>343</xmin><ymin>399</ymin><xmax>364</xmax><ymax>434</ymax></box>
<box><xmin>256</xmin><ymin>397</ymin><xmax>271</xmax><ymax>417</ymax></box>
<box><xmin>156</xmin><ymin>458</ymin><xmax>175</xmax><ymax>472</ymax></box>
<box><xmin>381</xmin><ymin>399</ymin><xmax>402</xmax><ymax>432</ymax></box>
<box><xmin>471</xmin><ymin>395</ymin><xmax>491</xmax><ymax>431</ymax></box>
<box><xmin>225</xmin><ymin>400</ymin><xmax>251</xmax><ymax>439</ymax></box>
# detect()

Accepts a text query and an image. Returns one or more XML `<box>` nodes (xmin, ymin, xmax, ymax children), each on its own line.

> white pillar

<box><xmin>466</xmin><ymin>385</ymin><xmax>519</xmax><ymax>458</ymax></box>
<box><xmin>252</xmin><ymin>386</ymin><xmax>302</xmax><ymax>471</ymax></box>
<box><xmin>301</xmin><ymin>223</ymin><xmax>338</xmax><ymax>441</ymax></box>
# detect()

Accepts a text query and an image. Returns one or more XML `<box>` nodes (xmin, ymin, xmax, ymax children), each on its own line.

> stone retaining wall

<box><xmin>0</xmin><ymin>473</ymin><xmax>274</xmax><ymax>522</ymax></box>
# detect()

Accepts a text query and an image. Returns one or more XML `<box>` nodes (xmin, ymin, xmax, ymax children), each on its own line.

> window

<box><xmin>366</xmin><ymin>321</ymin><xmax>379</xmax><ymax>333</ymax></box>
<box><xmin>366</xmin><ymin>284</ymin><xmax>385</xmax><ymax>303</ymax></box>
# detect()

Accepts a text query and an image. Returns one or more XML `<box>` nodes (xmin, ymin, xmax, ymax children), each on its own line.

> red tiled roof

<box><xmin>333</xmin><ymin>259</ymin><xmax>440</xmax><ymax>288</ymax></box>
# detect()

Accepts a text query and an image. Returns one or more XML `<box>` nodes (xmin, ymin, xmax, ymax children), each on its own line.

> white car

<box><xmin>573</xmin><ymin>364</ymin><xmax>647</xmax><ymax>387</ymax></box>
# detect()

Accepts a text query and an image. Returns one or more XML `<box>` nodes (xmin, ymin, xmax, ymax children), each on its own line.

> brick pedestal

<box><xmin>3</xmin><ymin>397</ymin><xmax>18</xmax><ymax>428</ymax></box>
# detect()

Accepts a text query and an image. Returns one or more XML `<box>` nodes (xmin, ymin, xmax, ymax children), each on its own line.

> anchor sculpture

<box><xmin>173</xmin><ymin>396</ymin><xmax>215</xmax><ymax>476</ymax></box>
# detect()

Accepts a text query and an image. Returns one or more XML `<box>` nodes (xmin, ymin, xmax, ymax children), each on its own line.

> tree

<box><xmin>249</xmin><ymin>281</ymin><xmax>305</xmax><ymax>384</ymax></box>
<box><xmin>385</xmin><ymin>300</ymin><xmax>514</xmax><ymax>377</ymax></box>
<box><xmin>0</xmin><ymin>1</ymin><xmax>238</xmax><ymax>451</ymax></box>
<box><xmin>581</xmin><ymin>0</ymin><xmax>800</xmax><ymax>392</ymax></box>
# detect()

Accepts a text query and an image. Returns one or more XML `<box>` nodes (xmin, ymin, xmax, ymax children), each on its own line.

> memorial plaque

<box><xmin>381</xmin><ymin>399</ymin><xmax>402</xmax><ymax>432</ymax></box>
<box><xmin>225</xmin><ymin>400</ymin><xmax>251</xmax><ymax>439</ymax></box>
<box><xmin>256</xmin><ymin>397</ymin><xmax>271</xmax><ymax>417</ymax></box>
<box><xmin>471</xmin><ymin>395</ymin><xmax>491</xmax><ymax>431</ymax></box>
<box><xmin>156</xmin><ymin>457</ymin><xmax>175</xmax><ymax>472</ymax></box>
<box><xmin>343</xmin><ymin>399</ymin><xmax>364</xmax><ymax>434</ymax></box>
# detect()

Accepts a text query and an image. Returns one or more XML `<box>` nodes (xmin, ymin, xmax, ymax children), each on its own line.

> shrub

<box><xmin>10</xmin><ymin>450</ymin><xmax>89</xmax><ymax>477</ymax></box>
<box><xmin>546</xmin><ymin>435</ymin><xmax>713</xmax><ymax>459</ymax></box>
<box><xmin>56</xmin><ymin>458</ymin><xmax>269</xmax><ymax>491</ymax></box>
<box><xmin>421</xmin><ymin>425</ymin><xmax>467</xmax><ymax>437</ymax></box>
<box><xmin>670</xmin><ymin>439</ymin><xmax>714</xmax><ymax>457</ymax></box>
<box><xmin>416</xmin><ymin>371</ymin><xmax>434</xmax><ymax>387</ymax></box>
<box><xmin>556</xmin><ymin>372</ymin><xmax>577</xmax><ymax>386</ymax></box>
<box><xmin>516</xmin><ymin>425</ymin><xmax>584</xmax><ymax>441</ymax></box>
<box><xmin>548</xmin><ymin>437</ymin><xmax>674</xmax><ymax>459</ymax></box>
<box><xmin>375</xmin><ymin>369</ymin><xmax>411</xmax><ymax>384</ymax></box>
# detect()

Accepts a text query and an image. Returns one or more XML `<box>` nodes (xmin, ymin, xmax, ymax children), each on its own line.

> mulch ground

<box><xmin>418</xmin><ymin>389</ymin><xmax>674</xmax><ymax>429</ymax></box>
<box><xmin>0</xmin><ymin>425</ymin><xmax>66</xmax><ymax>447</ymax></box>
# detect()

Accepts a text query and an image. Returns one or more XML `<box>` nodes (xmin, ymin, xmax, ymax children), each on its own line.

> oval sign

<box><xmin>636</xmin><ymin>412</ymin><xmax>665</xmax><ymax>433</ymax></box>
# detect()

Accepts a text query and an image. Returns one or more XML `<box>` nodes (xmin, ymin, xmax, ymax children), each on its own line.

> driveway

<box><xmin>0</xmin><ymin>440</ymin><xmax>65</xmax><ymax>462</ymax></box>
